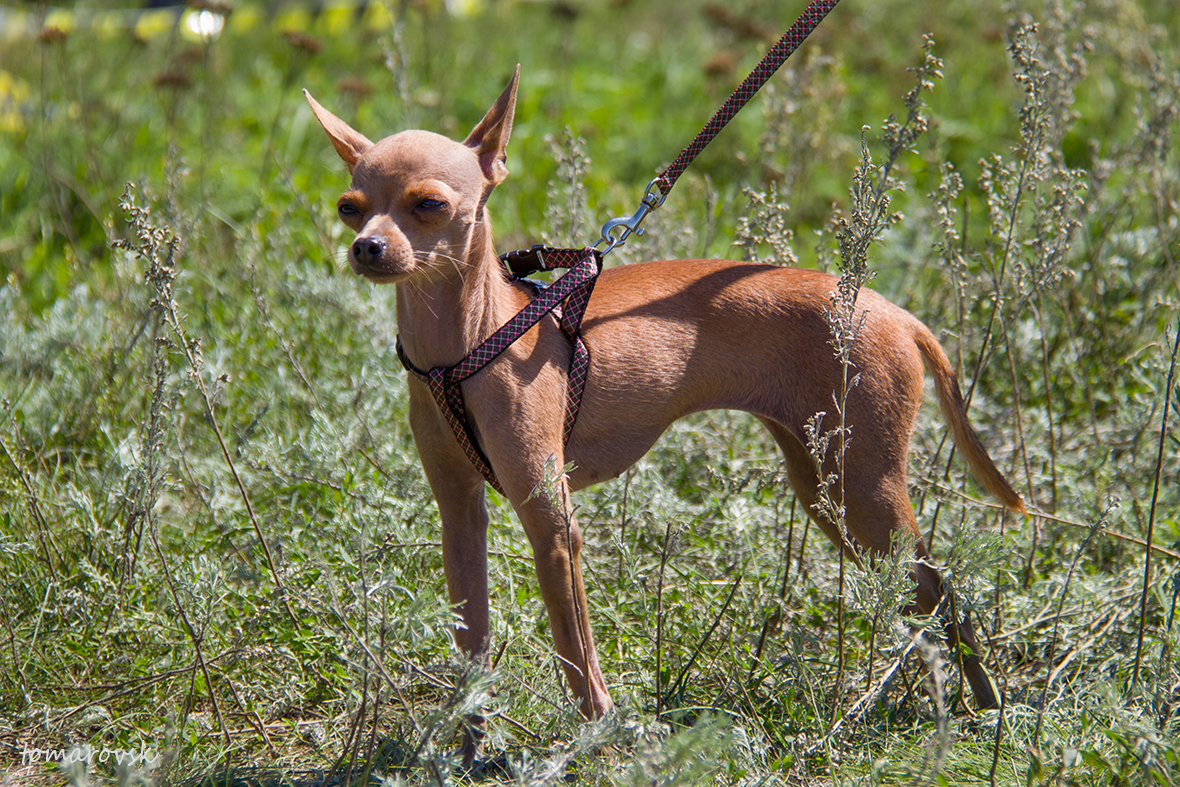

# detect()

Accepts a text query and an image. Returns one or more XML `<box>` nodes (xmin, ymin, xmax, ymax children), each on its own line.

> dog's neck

<box><xmin>394</xmin><ymin>207</ymin><xmax>523</xmax><ymax>371</ymax></box>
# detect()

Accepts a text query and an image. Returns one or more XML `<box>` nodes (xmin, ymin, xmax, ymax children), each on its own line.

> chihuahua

<box><xmin>305</xmin><ymin>66</ymin><xmax>1024</xmax><ymax>758</ymax></box>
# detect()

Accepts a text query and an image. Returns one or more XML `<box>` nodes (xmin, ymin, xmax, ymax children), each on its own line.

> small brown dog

<box><xmin>305</xmin><ymin>67</ymin><xmax>1024</xmax><ymax>752</ymax></box>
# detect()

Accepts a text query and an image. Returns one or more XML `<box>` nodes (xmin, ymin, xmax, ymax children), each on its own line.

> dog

<box><xmin>304</xmin><ymin>66</ymin><xmax>1025</xmax><ymax>756</ymax></box>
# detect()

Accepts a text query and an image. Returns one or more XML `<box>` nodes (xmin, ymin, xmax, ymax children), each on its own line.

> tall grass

<box><xmin>1</xmin><ymin>0</ymin><xmax>1178</xmax><ymax>784</ymax></box>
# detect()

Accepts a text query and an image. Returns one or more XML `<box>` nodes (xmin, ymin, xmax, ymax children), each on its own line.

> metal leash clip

<box><xmin>595</xmin><ymin>177</ymin><xmax>667</xmax><ymax>256</ymax></box>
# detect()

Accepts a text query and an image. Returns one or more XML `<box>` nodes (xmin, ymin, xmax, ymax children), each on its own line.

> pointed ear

<box><xmin>304</xmin><ymin>89</ymin><xmax>373</xmax><ymax>174</ymax></box>
<box><xmin>463</xmin><ymin>65</ymin><xmax>520</xmax><ymax>186</ymax></box>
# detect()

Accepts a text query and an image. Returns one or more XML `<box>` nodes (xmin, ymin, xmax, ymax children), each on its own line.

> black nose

<box><xmin>351</xmin><ymin>236</ymin><xmax>386</xmax><ymax>263</ymax></box>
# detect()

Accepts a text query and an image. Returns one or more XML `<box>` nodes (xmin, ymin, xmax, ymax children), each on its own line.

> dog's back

<box><xmin>570</xmin><ymin>260</ymin><xmax>1023</xmax><ymax>519</ymax></box>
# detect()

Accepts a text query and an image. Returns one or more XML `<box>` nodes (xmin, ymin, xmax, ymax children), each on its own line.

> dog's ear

<box><xmin>304</xmin><ymin>90</ymin><xmax>373</xmax><ymax>174</ymax></box>
<box><xmin>464</xmin><ymin>65</ymin><xmax>520</xmax><ymax>186</ymax></box>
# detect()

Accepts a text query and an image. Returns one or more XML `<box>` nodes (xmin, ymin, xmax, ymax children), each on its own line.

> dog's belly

<box><xmin>563</xmin><ymin>260</ymin><xmax>924</xmax><ymax>489</ymax></box>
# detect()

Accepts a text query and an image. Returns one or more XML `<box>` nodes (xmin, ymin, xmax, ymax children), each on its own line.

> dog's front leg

<box><xmin>410</xmin><ymin>398</ymin><xmax>493</xmax><ymax>657</ymax></box>
<box><xmin>513</xmin><ymin>480</ymin><xmax>613</xmax><ymax>720</ymax></box>
<box><xmin>436</xmin><ymin>478</ymin><xmax>493</xmax><ymax>765</ymax></box>
<box><xmin>437</xmin><ymin>484</ymin><xmax>491</xmax><ymax>658</ymax></box>
<box><xmin>409</xmin><ymin>389</ymin><xmax>494</xmax><ymax>762</ymax></box>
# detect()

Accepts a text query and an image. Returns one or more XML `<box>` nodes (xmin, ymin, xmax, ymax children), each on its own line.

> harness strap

<box><xmin>397</xmin><ymin>247</ymin><xmax>602</xmax><ymax>494</ymax></box>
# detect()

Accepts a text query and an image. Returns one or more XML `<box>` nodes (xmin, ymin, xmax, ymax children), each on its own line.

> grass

<box><xmin>2</xmin><ymin>0</ymin><xmax>1179</xmax><ymax>784</ymax></box>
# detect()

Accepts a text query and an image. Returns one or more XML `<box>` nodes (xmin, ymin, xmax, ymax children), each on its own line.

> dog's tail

<box><xmin>914</xmin><ymin>323</ymin><xmax>1027</xmax><ymax>515</ymax></box>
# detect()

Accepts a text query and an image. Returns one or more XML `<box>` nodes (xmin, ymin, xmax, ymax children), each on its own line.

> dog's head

<box><xmin>305</xmin><ymin>66</ymin><xmax>519</xmax><ymax>283</ymax></box>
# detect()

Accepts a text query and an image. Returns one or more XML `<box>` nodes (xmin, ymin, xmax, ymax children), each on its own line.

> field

<box><xmin>1</xmin><ymin>0</ymin><xmax>1179</xmax><ymax>784</ymax></box>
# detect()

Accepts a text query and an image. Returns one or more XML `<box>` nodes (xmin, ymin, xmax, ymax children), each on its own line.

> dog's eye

<box><xmin>417</xmin><ymin>198</ymin><xmax>446</xmax><ymax>211</ymax></box>
<box><xmin>338</xmin><ymin>203</ymin><xmax>361</xmax><ymax>218</ymax></box>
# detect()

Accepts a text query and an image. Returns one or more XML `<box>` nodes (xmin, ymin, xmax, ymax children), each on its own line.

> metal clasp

<box><xmin>595</xmin><ymin>178</ymin><xmax>667</xmax><ymax>255</ymax></box>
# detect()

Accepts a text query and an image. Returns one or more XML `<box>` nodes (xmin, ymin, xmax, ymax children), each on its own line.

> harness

<box><xmin>395</xmin><ymin>0</ymin><xmax>841</xmax><ymax>493</ymax></box>
<box><xmin>396</xmin><ymin>246</ymin><xmax>600</xmax><ymax>496</ymax></box>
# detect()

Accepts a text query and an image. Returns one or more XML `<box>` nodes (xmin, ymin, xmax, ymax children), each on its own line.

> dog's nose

<box><xmin>351</xmin><ymin>236</ymin><xmax>386</xmax><ymax>263</ymax></box>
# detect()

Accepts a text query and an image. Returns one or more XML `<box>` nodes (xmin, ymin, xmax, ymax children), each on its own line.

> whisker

<box><xmin>413</xmin><ymin>249</ymin><xmax>469</xmax><ymax>279</ymax></box>
<box><xmin>406</xmin><ymin>279</ymin><xmax>441</xmax><ymax>320</ymax></box>
<box><xmin>415</xmin><ymin>249</ymin><xmax>468</xmax><ymax>267</ymax></box>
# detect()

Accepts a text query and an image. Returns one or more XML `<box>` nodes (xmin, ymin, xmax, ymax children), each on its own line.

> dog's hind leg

<box><xmin>757</xmin><ymin>417</ymin><xmax>998</xmax><ymax>709</ymax></box>
<box><xmin>910</xmin><ymin>548</ymin><xmax>999</xmax><ymax>709</ymax></box>
<box><xmin>757</xmin><ymin>417</ymin><xmax>849</xmax><ymax>549</ymax></box>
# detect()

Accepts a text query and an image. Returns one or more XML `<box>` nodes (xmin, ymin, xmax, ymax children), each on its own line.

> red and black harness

<box><xmin>395</xmin><ymin>0</ymin><xmax>840</xmax><ymax>494</ymax></box>
<box><xmin>396</xmin><ymin>245</ymin><xmax>601</xmax><ymax>495</ymax></box>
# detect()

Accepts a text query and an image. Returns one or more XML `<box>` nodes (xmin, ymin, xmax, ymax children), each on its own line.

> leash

<box><xmin>595</xmin><ymin>0</ymin><xmax>842</xmax><ymax>254</ymax></box>
<box><xmin>399</xmin><ymin>0</ymin><xmax>841</xmax><ymax>493</ymax></box>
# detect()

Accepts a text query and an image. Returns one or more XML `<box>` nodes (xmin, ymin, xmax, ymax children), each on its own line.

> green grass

<box><xmin>2</xmin><ymin>0</ymin><xmax>1179</xmax><ymax>784</ymax></box>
